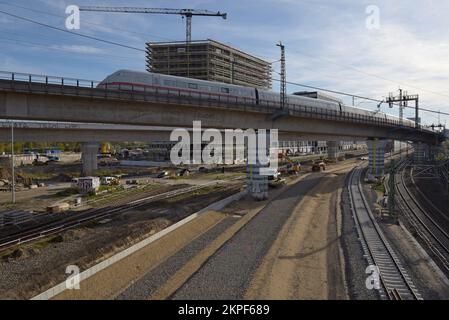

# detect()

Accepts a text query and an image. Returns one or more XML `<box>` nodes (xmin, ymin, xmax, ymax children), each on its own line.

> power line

<box><xmin>284</xmin><ymin>45</ymin><xmax>449</xmax><ymax>101</ymax></box>
<box><xmin>272</xmin><ymin>78</ymin><xmax>449</xmax><ymax>117</ymax></box>
<box><xmin>0</xmin><ymin>7</ymin><xmax>447</xmax><ymax>120</ymax></box>
<box><xmin>0</xmin><ymin>9</ymin><xmax>145</xmax><ymax>52</ymax></box>
<box><xmin>3</xmin><ymin>2</ymin><xmax>449</xmax><ymax>105</ymax></box>
<box><xmin>0</xmin><ymin>0</ymin><xmax>175</xmax><ymax>42</ymax></box>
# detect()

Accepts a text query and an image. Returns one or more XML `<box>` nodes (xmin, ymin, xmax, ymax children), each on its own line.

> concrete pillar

<box><xmin>247</xmin><ymin>132</ymin><xmax>273</xmax><ymax>201</ymax></box>
<box><xmin>327</xmin><ymin>141</ymin><xmax>339</xmax><ymax>161</ymax></box>
<box><xmin>81</xmin><ymin>142</ymin><xmax>99</xmax><ymax>176</ymax></box>
<box><xmin>366</xmin><ymin>139</ymin><xmax>387</xmax><ymax>179</ymax></box>
<box><xmin>413</xmin><ymin>142</ymin><xmax>427</xmax><ymax>164</ymax></box>
<box><xmin>429</xmin><ymin>145</ymin><xmax>442</xmax><ymax>161</ymax></box>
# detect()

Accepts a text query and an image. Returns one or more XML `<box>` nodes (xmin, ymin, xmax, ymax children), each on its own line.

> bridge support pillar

<box><xmin>429</xmin><ymin>145</ymin><xmax>442</xmax><ymax>160</ymax></box>
<box><xmin>413</xmin><ymin>142</ymin><xmax>428</xmax><ymax>164</ymax></box>
<box><xmin>81</xmin><ymin>142</ymin><xmax>99</xmax><ymax>176</ymax></box>
<box><xmin>366</xmin><ymin>138</ymin><xmax>387</xmax><ymax>180</ymax></box>
<box><xmin>247</xmin><ymin>132</ymin><xmax>275</xmax><ymax>201</ymax></box>
<box><xmin>327</xmin><ymin>141</ymin><xmax>339</xmax><ymax>161</ymax></box>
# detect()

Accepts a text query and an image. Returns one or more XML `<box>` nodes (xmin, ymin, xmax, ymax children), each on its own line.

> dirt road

<box><xmin>244</xmin><ymin>171</ymin><xmax>348</xmax><ymax>299</ymax></box>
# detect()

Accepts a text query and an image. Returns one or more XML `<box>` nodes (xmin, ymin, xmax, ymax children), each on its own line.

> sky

<box><xmin>0</xmin><ymin>0</ymin><xmax>448</xmax><ymax>126</ymax></box>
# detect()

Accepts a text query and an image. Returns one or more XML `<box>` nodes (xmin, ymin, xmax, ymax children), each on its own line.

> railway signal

<box><xmin>386</xmin><ymin>89</ymin><xmax>420</xmax><ymax>128</ymax></box>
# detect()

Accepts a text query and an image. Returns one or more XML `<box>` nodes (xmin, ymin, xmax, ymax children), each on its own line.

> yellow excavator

<box><xmin>100</xmin><ymin>142</ymin><xmax>112</xmax><ymax>155</ymax></box>
<box><xmin>279</xmin><ymin>154</ymin><xmax>301</xmax><ymax>175</ymax></box>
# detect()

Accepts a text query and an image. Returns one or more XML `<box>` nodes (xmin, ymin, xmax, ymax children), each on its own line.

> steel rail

<box><xmin>395</xmin><ymin>160</ymin><xmax>449</xmax><ymax>272</ymax></box>
<box><xmin>0</xmin><ymin>182</ymin><xmax>227</xmax><ymax>252</ymax></box>
<box><xmin>348</xmin><ymin>166</ymin><xmax>421</xmax><ymax>300</ymax></box>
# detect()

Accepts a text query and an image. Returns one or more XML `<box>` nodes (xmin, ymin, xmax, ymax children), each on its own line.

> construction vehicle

<box><xmin>312</xmin><ymin>160</ymin><xmax>326</xmax><ymax>172</ymax></box>
<box><xmin>100</xmin><ymin>142</ymin><xmax>112</xmax><ymax>155</ymax></box>
<box><xmin>279</xmin><ymin>154</ymin><xmax>301</xmax><ymax>175</ymax></box>
<box><xmin>100</xmin><ymin>176</ymin><xmax>120</xmax><ymax>186</ymax></box>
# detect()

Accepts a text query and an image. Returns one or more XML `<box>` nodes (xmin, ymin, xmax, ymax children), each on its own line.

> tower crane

<box><xmin>79</xmin><ymin>6</ymin><xmax>227</xmax><ymax>43</ymax></box>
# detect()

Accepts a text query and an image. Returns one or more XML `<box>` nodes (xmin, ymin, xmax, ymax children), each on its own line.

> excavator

<box><xmin>279</xmin><ymin>154</ymin><xmax>301</xmax><ymax>175</ymax></box>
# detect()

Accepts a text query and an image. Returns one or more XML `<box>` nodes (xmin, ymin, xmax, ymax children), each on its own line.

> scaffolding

<box><xmin>146</xmin><ymin>39</ymin><xmax>272</xmax><ymax>89</ymax></box>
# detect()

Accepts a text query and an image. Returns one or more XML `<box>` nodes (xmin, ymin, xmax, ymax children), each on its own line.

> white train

<box><xmin>98</xmin><ymin>69</ymin><xmax>417</xmax><ymax>128</ymax></box>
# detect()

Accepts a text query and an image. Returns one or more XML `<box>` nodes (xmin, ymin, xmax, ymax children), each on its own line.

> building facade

<box><xmin>146</xmin><ymin>39</ymin><xmax>271</xmax><ymax>89</ymax></box>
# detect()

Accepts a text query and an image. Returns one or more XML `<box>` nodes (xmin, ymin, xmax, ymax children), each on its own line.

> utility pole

<box><xmin>277</xmin><ymin>42</ymin><xmax>286</xmax><ymax>109</ymax></box>
<box><xmin>10</xmin><ymin>121</ymin><xmax>15</xmax><ymax>204</ymax></box>
<box><xmin>386</xmin><ymin>89</ymin><xmax>420</xmax><ymax>158</ymax></box>
<box><xmin>386</xmin><ymin>89</ymin><xmax>420</xmax><ymax>128</ymax></box>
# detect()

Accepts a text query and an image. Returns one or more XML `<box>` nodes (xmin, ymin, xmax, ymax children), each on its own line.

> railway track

<box><xmin>394</xmin><ymin>160</ymin><xmax>449</xmax><ymax>273</ymax></box>
<box><xmin>0</xmin><ymin>182</ymin><xmax>228</xmax><ymax>253</ymax></box>
<box><xmin>348</xmin><ymin>166</ymin><xmax>421</xmax><ymax>300</ymax></box>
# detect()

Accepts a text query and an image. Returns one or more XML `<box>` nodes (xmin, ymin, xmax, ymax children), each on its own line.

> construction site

<box><xmin>146</xmin><ymin>39</ymin><xmax>272</xmax><ymax>89</ymax></box>
<box><xmin>0</xmin><ymin>1</ymin><xmax>449</xmax><ymax>312</ymax></box>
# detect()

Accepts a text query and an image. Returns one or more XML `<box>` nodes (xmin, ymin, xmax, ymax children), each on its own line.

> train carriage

<box><xmin>98</xmin><ymin>69</ymin><xmax>417</xmax><ymax>129</ymax></box>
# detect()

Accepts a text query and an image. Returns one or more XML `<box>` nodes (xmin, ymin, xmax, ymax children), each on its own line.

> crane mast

<box><xmin>79</xmin><ymin>6</ymin><xmax>227</xmax><ymax>43</ymax></box>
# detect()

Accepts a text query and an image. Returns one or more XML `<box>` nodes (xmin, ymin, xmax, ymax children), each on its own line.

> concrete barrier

<box><xmin>31</xmin><ymin>189</ymin><xmax>247</xmax><ymax>300</ymax></box>
<box><xmin>0</xmin><ymin>154</ymin><xmax>36</xmax><ymax>166</ymax></box>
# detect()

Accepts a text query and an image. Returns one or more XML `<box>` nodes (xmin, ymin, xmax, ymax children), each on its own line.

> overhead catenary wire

<box><xmin>0</xmin><ymin>9</ymin><xmax>146</xmax><ymax>52</ymax></box>
<box><xmin>284</xmin><ymin>45</ymin><xmax>449</xmax><ymax>101</ymax></box>
<box><xmin>0</xmin><ymin>0</ymin><xmax>175</xmax><ymax>42</ymax></box>
<box><xmin>0</xmin><ymin>7</ymin><xmax>447</xmax><ymax>120</ymax></box>
<box><xmin>272</xmin><ymin>78</ymin><xmax>449</xmax><ymax>117</ymax></box>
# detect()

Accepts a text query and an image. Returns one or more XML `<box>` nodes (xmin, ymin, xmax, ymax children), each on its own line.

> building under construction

<box><xmin>146</xmin><ymin>39</ymin><xmax>271</xmax><ymax>89</ymax></box>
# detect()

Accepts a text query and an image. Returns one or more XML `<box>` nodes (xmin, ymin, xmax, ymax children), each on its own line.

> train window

<box><xmin>188</xmin><ymin>83</ymin><xmax>198</xmax><ymax>89</ymax></box>
<box><xmin>164</xmin><ymin>80</ymin><xmax>176</xmax><ymax>87</ymax></box>
<box><xmin>210</xmin><ymin>86</ymin><xmax>219</xmax><ymax>92</ymax></box>
<box><xmin>221</xmin><ymin>87</ymin><xmax>230</xmax><ymax>94</ymax></box>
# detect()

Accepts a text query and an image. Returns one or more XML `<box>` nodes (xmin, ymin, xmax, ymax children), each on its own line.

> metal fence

<box><xmin>0</xmin><ymin>70</ymin><xmax>435</xmax><ymax>133</ymax></box>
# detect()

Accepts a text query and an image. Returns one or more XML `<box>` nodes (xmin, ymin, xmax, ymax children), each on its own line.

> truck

<box><xmin>100</xmin><ymin>176</ymin><xmax>119</xmax><ymax>186</ymax></box>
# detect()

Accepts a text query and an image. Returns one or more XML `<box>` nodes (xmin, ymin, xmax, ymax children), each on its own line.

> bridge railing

<box><xmin>0</xmin><ymin>70</ymin><xmax>430</xmax><ymax>133</ymax></box>
<box><xmin>0</xmin><ymin>71</ymin><xmax>99</xmax><ymax>89</ymax></box>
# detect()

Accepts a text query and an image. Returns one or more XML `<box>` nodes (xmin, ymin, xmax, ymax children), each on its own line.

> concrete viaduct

<box><xmin>0</xmin><ymin>71</ymin><xmax>442</xmax><ymax>198</ymax></box>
